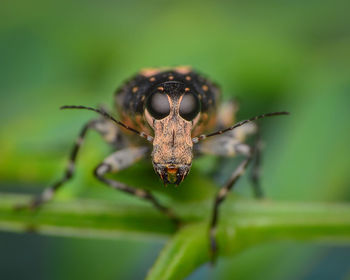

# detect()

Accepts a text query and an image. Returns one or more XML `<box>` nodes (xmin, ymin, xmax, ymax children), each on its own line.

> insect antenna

<box><xmin>60</xmin><ymin>105</ymin><xmax>154</xmax><ymax>142</ymax></box>
<box><xmin>192</xmin><ymin>111</ymin><xmax>289</xmax><ymax>143</ymax></box>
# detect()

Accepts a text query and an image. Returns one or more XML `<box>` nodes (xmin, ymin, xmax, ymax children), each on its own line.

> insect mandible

<box><xmin>21</xmin><ymin>66</ymin><xmax>288</xmax><ymax>259</ymax></box>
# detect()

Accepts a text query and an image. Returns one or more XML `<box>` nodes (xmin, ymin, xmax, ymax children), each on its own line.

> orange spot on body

<box><xmin>167</xmin><ymin>167</ymin><xmax>178</xmax><ymax>174</ymax></box>
<box><xmin>141</xmin><ymin>68</ymin><xmax>160</xmax><ymax>77</ymax></box>
<box><xmin>175</xmin><ymin>66</ymin><xmax>192</xmax><ymax>74</ymax></box>
<box><xmin>202</xmin><ymin>85</ymin><xmax>209</xmax><ymax>91</ymax></box>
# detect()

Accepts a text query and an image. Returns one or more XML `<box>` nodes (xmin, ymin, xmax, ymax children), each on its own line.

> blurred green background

<box><xmin>1</xmin><ymin>0</ymin><xmax>350</xmax><ymax>279</ymax></box>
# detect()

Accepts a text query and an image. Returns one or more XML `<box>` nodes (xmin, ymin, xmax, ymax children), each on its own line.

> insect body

<box><xmin>115</xmin><ymin>67</ymin><xmax>219</xmax><ymax>185</ymax></box>
<box><xmin>22</xmin><ymin>66</ymin><xmax>288</xmax><ymax>260</ymax></box>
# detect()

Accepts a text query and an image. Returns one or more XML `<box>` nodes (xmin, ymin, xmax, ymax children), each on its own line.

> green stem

<box><xmin>0</xmin><ymin>193</ymin><xmax>176</xmax><ymax>240</ymax></box>
<box><xmin>1</xmin><ymin>193</ymin><xmax>350</xmax><ymax>280</ymax></box>
<box><xmin>146</xmin><ymin>200</ymin><xmax>350</xmax><ymax>280</ymax></box>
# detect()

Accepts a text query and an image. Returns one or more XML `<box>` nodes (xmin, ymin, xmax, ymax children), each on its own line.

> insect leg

<box><xmin>216</xmin><ymin>100</ymin><xmax>238</xmax><ymax>128</ymax></box>
<box><xmin>196</xmin><ymin>121</ymin><xmax>256</xmax><ymax>157</ymax></box>
<box><xmin>209</xmin><ymin>157</ymin><xmax>252</xmax><ymax>263</ymax></box>
<box><xmin>94</xmin><ymin>147</ymin><xmax>180</xmax><ymax>225</ymax></box>
<box><xmin>250</xmin><ymin>126</ymin><xmax>263</xmax><ymax>198</ymax></box>
<box><xmin>17</xmin><ymin>118</ymin><xmax>123</xmax><ymax>210</ymax></box>
<box><xmin>196</xmin><ymin>121</ymin><xmax>264</xmax><ymax>198</ymax></box>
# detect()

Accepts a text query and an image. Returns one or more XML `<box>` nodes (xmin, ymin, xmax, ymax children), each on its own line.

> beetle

<box><xmin>20</xmin><ymin>66</ymin><xmax>288</xmax><ymax>259</ymax></box>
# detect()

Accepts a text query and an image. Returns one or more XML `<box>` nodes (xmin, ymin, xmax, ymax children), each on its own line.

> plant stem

<box><xmin>1</xmin><ymin>193</ymin><xmax>350</xmax><ymax>280</ymax></box>
<box><xmin>1</xmin><ymin>194</ymin><xmax>350</xmax><ymax>242</ymax></box>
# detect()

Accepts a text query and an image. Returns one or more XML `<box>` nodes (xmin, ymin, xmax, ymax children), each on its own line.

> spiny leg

<box><xmin>209</xmin><ymin>157</ymin><xmax>251</xmax><ymax>263</ymax></box>
<box><xmin>16</xmin><ymin>122</ymin><xmax>92</xmax><ymax>209</ymax></box>
<box><xmin>94</xmin><ymin>147</ymin><xmax>180</xmax><ymax>225</ymax></box>
<box><xmin>16</xmin><ymin>118</ymin><xmax>122</xmax><ymax>210</ymax></box>
<box><xmin>250</xmin><ymin>126</ymin><xmax>264</xmax><ymax>198</ymax></box>
<box><xmin>196</xmin><ymin>119</ymin><xmax>264</xmax><ymax>198</ymax></box>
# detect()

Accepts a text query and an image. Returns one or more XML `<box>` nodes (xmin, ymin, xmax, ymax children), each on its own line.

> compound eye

<box><xmin>146</xmin><ymin>92</ymin><xmax>170</xmax><ymax>120</ymax></box>
<box><xmin>179</xmin><ymin>92</ymin><xmax>200</xmax><ymax>121</ymax></box>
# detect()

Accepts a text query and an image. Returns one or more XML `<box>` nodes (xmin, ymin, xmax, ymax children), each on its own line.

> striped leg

<box><xmin>209</xmin><ymin>157</ymin><xmax>252</xmax><ymax>263</ymax></box>
<box><xmin>196</xmin><ymin>122</ymin><xmax>265</xmax><ymax>198</ymax></box>
<box><xmin>16</xmin><ymin>118</ymin><xmax>122</xmax><ymax>210</ymax></box>
<box><xmin>250</xmin><ymin>126</ymin><xmax>263</xmax><ymax>198</ymax></box>
<box><xmin>16</xmin><ymin>121</ymin><xmax>94</xmax><ymax>210</ymax></box>
<box><xmin>196</xmin><ymin>121</ymin><xmax>256</xmax><ymax>157</ymax></box>
<box><xmin>94</xmin><ymin>147</ymin><xmax>180</xmax><ymax>225</ymax></box>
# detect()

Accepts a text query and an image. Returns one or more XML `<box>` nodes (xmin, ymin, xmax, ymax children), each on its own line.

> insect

<box><xmin>20</xmin><ymin>66</ymin><xmax>288</xmax><ymax>260</ymax></box>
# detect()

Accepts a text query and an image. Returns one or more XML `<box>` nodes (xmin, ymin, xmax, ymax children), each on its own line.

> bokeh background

<box><xmin>1</xmin><ymin>0</ymin><xmax>350</xmax><ymax>279</ymax></box>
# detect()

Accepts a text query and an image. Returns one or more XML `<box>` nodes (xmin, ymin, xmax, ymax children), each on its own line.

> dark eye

<box><xmin>179</xmin><ymin>92</ymin><xmax>200</xmax><ymax>121</ymax></box>
<box><xmin>146</xmin><ymin>92</ymin><xmax>170</xmax><ymax>119</ymax></box>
